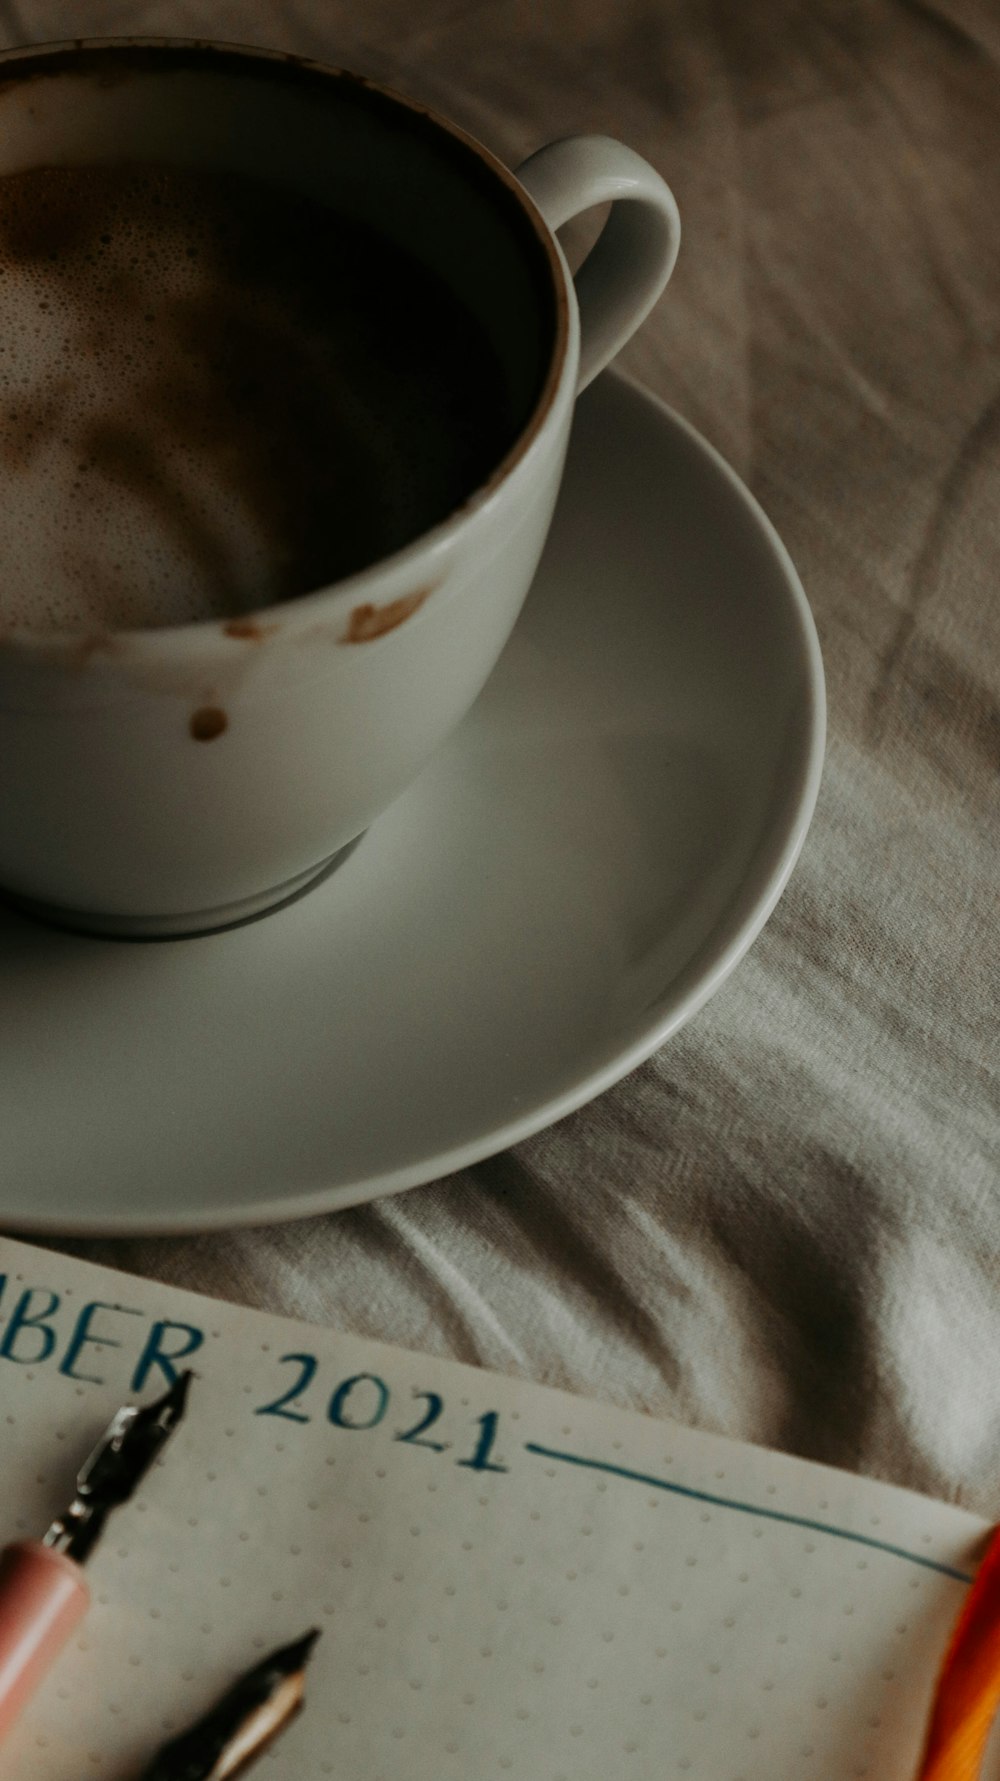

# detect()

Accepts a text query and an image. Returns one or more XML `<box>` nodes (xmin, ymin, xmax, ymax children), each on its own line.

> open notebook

<box><xmin>0</xmin><ymin>1234</ymin><xmax>989</xmax><ymax>1780</ymax></box>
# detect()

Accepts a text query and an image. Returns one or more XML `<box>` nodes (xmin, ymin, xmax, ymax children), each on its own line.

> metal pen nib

<box><xmin>43</xmin><ymin>1371</ymin><xmax>192</xmax><ymax>1564</ymax></box>
<box><xmin>140</xmin><ymin>1629</ymin><xmax>322</xmax><ymax>1780</ymax></box>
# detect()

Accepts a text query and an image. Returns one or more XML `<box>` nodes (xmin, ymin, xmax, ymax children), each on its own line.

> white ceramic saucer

<box><xmin>0</xmin><ymin>372</ymin><xmax>824</xmax><ymax>1234</ymax></box>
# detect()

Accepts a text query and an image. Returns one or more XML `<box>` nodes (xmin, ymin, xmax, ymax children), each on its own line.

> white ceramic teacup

<box><xmin>0</xmin><ymin>39</ymin><xmax>680</xmax><ymax>937</ymax></box>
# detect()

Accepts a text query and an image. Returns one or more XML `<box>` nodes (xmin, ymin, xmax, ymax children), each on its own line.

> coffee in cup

<box><xmin>0</xmin><ymin>161</ymin><xmax>528</xmax><ymax>632</ymax></box>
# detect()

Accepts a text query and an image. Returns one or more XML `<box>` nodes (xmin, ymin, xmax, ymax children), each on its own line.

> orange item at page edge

<box><xmin>917</xmin><ymin>1525</ymin><xmax>1000</xmax><ymax>1781</ymax></box>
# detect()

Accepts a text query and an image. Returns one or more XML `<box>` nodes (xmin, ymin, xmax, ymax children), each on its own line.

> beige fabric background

<box><xmin>10</xmin><ymin>0</ymin><xmax>998</xmax><ymax>1513</ymax></box>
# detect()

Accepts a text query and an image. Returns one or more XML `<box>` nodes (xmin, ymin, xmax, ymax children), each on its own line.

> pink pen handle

<box><xmin>0</xmin><ymin>1541</ymin><xmax>89</xmax><ymax>1742</ymax></box>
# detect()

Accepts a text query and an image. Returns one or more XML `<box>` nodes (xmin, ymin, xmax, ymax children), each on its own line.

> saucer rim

<box><xmin>7</xmin><ymin>370</ymin><xmax>826</xmax><ymax>1235</ymax></box>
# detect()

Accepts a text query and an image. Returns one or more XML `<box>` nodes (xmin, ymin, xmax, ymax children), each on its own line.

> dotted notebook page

<box><xmin>0</xmin><ymin>1236</ymin><xmax>989</xmax><ymax>1781</ymax></box>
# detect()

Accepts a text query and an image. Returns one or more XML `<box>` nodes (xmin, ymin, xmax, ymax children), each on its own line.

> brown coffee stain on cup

<box><xmin>223</xmin><ymin>616</ymin><xmax>278</xmax><ymax>641</ymax></box>
<box><xmin>190</xmin><ymin>705</ymin><xmax>228</xmax><ymax>740</ymax></box>
<box><xmin>342</xmin><ymin>588</ymin><xmax>431</xmax><ymax>644</ymax></box>
<box><xmin>71</xmin><ymin>631</ymin><xmax>117</xmax><ymax>669</ymax></box>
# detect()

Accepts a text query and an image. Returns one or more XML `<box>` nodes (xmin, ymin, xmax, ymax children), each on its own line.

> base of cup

<box><xmin>0</xmin><ymin>836</ymin><xmax>364</xmax><ymax>941</ymax></box>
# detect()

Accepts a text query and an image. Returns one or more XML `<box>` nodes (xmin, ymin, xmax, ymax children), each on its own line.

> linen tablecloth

<box><xmin>6</xmin><ymin>0</ymin><xmax>998</xmax><ymax>1516</ymax></box>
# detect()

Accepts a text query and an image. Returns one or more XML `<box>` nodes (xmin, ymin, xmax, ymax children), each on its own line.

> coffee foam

<box><xmin>0</xmin><ymin>169</ymin><xmax>285</xmax><ymax>630</ymax></box>
<box><xmin>0</xmin><ymin>165</ymin><xmax>514</xmax><ymax>633</ymax></box>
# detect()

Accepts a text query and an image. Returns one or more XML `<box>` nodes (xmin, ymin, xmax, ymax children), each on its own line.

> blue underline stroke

<box><xmin>523</xmin><ymin>1444</ymin><xmax>973</xmax><ymax>1583</ymax></box>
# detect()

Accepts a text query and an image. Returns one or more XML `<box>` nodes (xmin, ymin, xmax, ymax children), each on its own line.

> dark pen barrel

<box><xmin>138</xmin><ymin>1630</ymin><xmax>321</xmax><ymax>1781</ymax></box>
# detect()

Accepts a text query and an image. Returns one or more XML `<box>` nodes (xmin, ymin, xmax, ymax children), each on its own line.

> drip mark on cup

<box><xmin>71</xmin><ymin>632</ymin><xmax>117</xmax><ymax>669</ymax></box>
<box><xmin>190</xmin><ymin>705</ymin><xmax>228</xmax><ymax>741</ymax></box>
<box><xmin>223</xmin><ymin>617</ymin><xmax>278</xmax><ymax>642</ymax></box>
<box><xmin>342</xmin><ymin>587</ymin><xmax>432</xmax><ymax>644</ymax></box>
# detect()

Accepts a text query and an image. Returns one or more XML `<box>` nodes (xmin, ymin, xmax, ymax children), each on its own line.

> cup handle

<box><xmin>515</xmin><ymin>136</ymin><xmax>680</xmax><ymax>393</ymax></box>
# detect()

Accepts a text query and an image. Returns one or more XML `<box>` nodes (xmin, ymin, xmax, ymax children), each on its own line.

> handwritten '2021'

<box><xmin>258</xmin><ymin>1354</ymin><xmax>508</xmax><ymax>1474</ymax></box>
